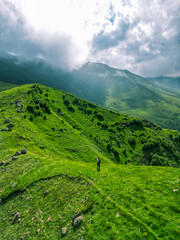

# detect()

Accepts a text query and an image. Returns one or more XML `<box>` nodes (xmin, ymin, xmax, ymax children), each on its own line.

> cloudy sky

<box><xmin>0</xmin><ymin>0</ymin><xmax>180</xmax><ymax>77</ymax></box>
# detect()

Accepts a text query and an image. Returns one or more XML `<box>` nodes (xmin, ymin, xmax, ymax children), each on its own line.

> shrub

<box><xmin>128</xmin><ymin>137</ymin><xmax>136</xmax><ymax>146</ymax></box>
<box><xmin>29</xmin><ymin>115</ymin><xmax>34</xmax><ymax>121</ymax></box>
<box><xmin>107</xmin><ymin>143</ymin><xmax>111</xmax><ymax>152</ymax></box>
<box><xmin>87</xmin><ymin>109</ymin><xmax>92</xmax><ymax>115</ymax></box>
<box><xmin>95</xmin><ymin>113</ymin><xmax>104</xmax><ymax>121</ymax></box>
<box><xmin>151</xmin><ymin>154</ymin><xmax>168</xmax><ymax>166</ymax></box>
<box><xmin>63</xmin><ymin>98</ymin><xmax>70</xmax><ymax>106</ymax></box>
<box><xmin>67</xmin><ymin>105</ymin><xmax>75</xmax><ymax>112</ymax></box>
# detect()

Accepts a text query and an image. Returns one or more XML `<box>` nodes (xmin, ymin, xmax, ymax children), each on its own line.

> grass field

<box><xmin>0</xmin><ymin>81</ymin><xmax>16</xmax><ymax>92</ymax></box>
<box><xmin>0</xmin><ymin>84</ymin><xmax>179</xmax><ymax>239</ymax></box>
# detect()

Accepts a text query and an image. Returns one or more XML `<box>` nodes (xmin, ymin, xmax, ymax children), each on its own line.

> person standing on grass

<box><xmin>97</xmin><ymin>157</ymin><xmax>101</xmax><ymax>171</ymax></box>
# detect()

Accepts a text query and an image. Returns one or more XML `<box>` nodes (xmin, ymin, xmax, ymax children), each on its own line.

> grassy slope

<box><xmin>0</xmin><ymin>84</ymin><xmax>180</xmax><ymax>240</ymax></box>
<box><xmin>0</xmin><ymin>81</ymin><xmax>16</xmax><ymax>92</ymax></box>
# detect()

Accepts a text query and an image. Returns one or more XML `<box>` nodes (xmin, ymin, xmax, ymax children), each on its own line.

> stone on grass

<box><xmin>12</xmin><ymin>156</ymin><xmax>18</xmax><ymax>161</ymax></box>
<box><xmin>1</xmin><ymin>109</ymin><xmax>5</xmax><ymax>112</ymax></box>
<box><xmin>17</xmin><ymin>108</ymin><xmax>23</xmax><ymax>113</ymax></box>
<box><xmin>21</xmin><ymin>149</ymin><xmax>27</xmax><ymax>154</ymax></box>
<box><xmin>0</xmin><ymin>161</ymin><xmax>5</xmax><ymax>166</ymax></box>
<box><xmin>1</xmin><ymin>128</ymin><xmax>8</xmax><ymax>132</ymax></box>
<box><xmin>61</xmin><ymin>227</ymin><xmax>68</xmax><ymax>236</ymax></box>
<box><xmin>73</xmin><ymin>215</ymin><xmax>84</xmax><ymax>228</ymax></box>
<box><xmin>72</xmin><ymin>211</ymin><xmax>82</xmax><ymax>221</ymax></box>
<box><xmin>16</xmin><ymin>102</ymin><xmax>22</xmax><ymax>107</ymax></box>
<box><xmin>11</xmin><ymin>182</ymin><xmax>17</xmax><ymax>189</ymax></box>
<box><xmin>4</xmin><ymin>162</ymin><xmax>10</xmax><ymax>166</ymax></box>
<box><xmin>4</xmin><ymin>119</ymin><xmax>11</xmax><ymax>124</ymax></box>
<box><xmin>14</xmin><ymin>151</ymin><xmax>21</xmax><ymax>156</ymax></box>
<box><xmin>7</xmin><ymin>123</ymin><xmax>15</xmax><ymax>128</ymax></box>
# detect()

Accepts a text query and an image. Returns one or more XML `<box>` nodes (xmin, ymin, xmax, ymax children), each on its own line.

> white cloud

<box><xmin>1</xmin><ymin>0</ymin><xmax>180</xmax><ymax>76</ymax></box>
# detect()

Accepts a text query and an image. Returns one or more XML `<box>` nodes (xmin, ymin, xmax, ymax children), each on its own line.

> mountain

<box><xmin>147</xmin><ymin>76</ymin><xmax>180</xmax><ymax>93</ymax></box>
<box><xmin>0</xmin><ymin>56</ymin><xmax>180</xmax><ymax>131</ymax></box>
<box><xmin>0</xmin><ymin>81</ymin><xmax>16</xmax><ymax>92</ymax></box>
<box><xmin>0</xmin><ymin>83</ymin><xmax>179</xmax><ymax>239</ymax></box>
<box><xmin>0</xmin><ymin>84</ymin><xmax>180</xmax><ymax>240</ymax></box>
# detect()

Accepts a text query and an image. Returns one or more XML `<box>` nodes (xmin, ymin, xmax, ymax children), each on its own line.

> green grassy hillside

<box><xmin>0</xmin><ymin>84</ymin><xmax>179</xmax><ymax>239</ymax></box>
<box><xmin>71</xmin><ymin>63</ymin><xmax>180</xmax><ymax>132</ymax></box>
<box><xmin>0</xmin><ymin>81</ymin><xmax>16</xmax><ymax>92</ymax></box>
<box><xmin>1</xmin><ymin>57</ymin><xmax>180</xmax><ymax>132</ymax></box>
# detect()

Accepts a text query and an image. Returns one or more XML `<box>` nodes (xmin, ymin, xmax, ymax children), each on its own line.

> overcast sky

<box><xmin>0</xmin><ymin>0</ymin><xmax>180</xmax><ymax>77</ymax></box>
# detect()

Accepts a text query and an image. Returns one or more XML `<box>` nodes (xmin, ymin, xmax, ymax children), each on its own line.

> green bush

<box><xmin>67</xmin><ymin>105</ymin><xmax>75</xmax><ymax>112</ymax></box>
<box><xmin>151</xmin><ymin>154</ymin><xmax>168</xmax><ymax>166</ymax></box>
<box><xmin>63</xmin><ymin>98</ymin><xmax>70</xmax><ymax>106</ymax></box>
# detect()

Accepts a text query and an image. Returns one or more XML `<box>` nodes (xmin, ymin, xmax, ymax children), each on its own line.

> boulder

<box><xmin>16</xmin><ymin>102</ymin><xmax>22</xmax><ymax>107</ymax></box>
<box><xmin>61</xmin><ymin>227</ymin><xmax>68</xmax><ymax>236</ymax></box>
<box><xmin>14</xmin><ymin>152</ymin><xmax>21</xmax><ymax>156</ymax></box>
<box><xmin>7</xmin><ymin>123</ymin><xmax>14</xmax><ymax>128</ymax></box>
<box><xmin>4</xmin><ymin>162</ymin><xmax>10</xmax><ymax>166</ymax></box>
<box><xmin>4</xmin><ymin>119</ymin><xmax>11</xmax><ymax>124</ymax></box>
<box><xmin>17</xmin><ymin>108</ymin><xmax>23</xmax><ymax>113</ymax></box>
<box><xmin>0</xmin><ymin>161</ymin><xmax>5</xmax><ymax>166</ymax></box>
<box><xmin>12</xmin><ymin>156</ymin><xmax>18</xmax><ymax>161</ymax></box>
<box><xmin>1</xmin><ymin>128</ymin><xmax>8</xmax><ymax>132</ymax></box>
<box><xmin>72</xmin><ymin>212</ymin><xmax>82</xmax><ymax>221</ymax></box>
<box><xmin>21</xmin><ymin>149</ymin><xmax>27</xmax><ymax>154</ymax></box>
<box><xmin>73</xmin><ymin>215</ymin><xmax>84</xmax><ymax>228</ymax></box>
<box><xmin>11</xmin><ymin>182</ymin><xmax>17</xmax><ymax>189</ymax></box>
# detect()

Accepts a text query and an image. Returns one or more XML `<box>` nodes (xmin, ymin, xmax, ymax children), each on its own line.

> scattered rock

<box><xmin>7</xmin><ymin>123</ymin><xmax>15</xmax><ymax>128</ymax></box>
<box><xmin>4</xmin><ymin>162</ymin><xmax>10</xmax><ymax>166</ymax></box>
<box><xmin>61</xmin><ymin>112</ymin><xmax>65</xmax><ymax>115</ymax></box>
<box><xmin>40</xmin><ymin>146</ymin><xmax>45</xmax><ymax>149</ymax></box>
<box><xmin>1</xmin><ymin>128</ymin><xmax>8</xmax><ymax>131</ymax></box>
<box><xmin>16</xmin><ymin>102</ymin><xmax>22</xmax><ymax>107</ymax></box>
<box><xmin>12</xmin><ymin>156</ymin><xmax>18</xmax><ymax>161</ymax></box>
<box><xmin>4</xmin><ymin>119</ymin><xmax>11</xmax><ymax>124</ymax></box>
<box><xmin>11</xmin><ymin>182</ymin><xmax>17</xmax><ymax>189</ymax></box>
<box><xmin>1</xmin><ymin>109</ymin><xmax>5</xmax><ymax>112</ymax></box>
<box><xmin>10</xmin><ymin>101</ymin><xmax>14</xmax><ymax>105</ymax></box>
<box><xmin>61</xmin><ymin>227</ymin><xmax>68</xmax><ymax>236</ymax></box>
<box><xmin>12</xmin><ymin>212</ymin><xmax>20</xmax><ymax>224</ymax></box>
<box><xmin>14</xmin><ymin>151</ymin><xmax>21</xmax><ymax>156</ymax></box>
<box><xmin>73</xmin><ymin>215</ymin><xmax>84</xmax><ymax>228</ymax></box>
<box><xmin>21</xmin><ymin>149</ymin><xmax>27</xmax><ymax>154</ymax></box>
<box><xmin>173</xmin><ymin>189</ymin><xmax>178</xmax><ymax>192</ymax></box>
<box><xmin>0</xmin><ymin>161</ymin><xmax>5</xmax><ymax>166</ymax></box>
<box><xmin>8</xmin><ymin>128</ymin><xmax>12</xmax><ymax>131</ymax></box>
<box><xmin>72</xmin><ymin>212</ymin><xmax>82</xmax><ymax>221</ymax></box>
<box><xmin>17</xmin><ymin>108</ymin><xmax>23</xmax><ymax>113</ymax></box>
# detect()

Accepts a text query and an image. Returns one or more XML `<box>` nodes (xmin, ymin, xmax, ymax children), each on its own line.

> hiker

<box><xmin>97</xmin><ymin>157</ymin><xmax>101</xmax><ymax>171</ymax></box>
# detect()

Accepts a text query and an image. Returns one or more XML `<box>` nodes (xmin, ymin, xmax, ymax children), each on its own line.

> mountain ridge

<box><xmin>0</xmin><ymin>56</ymin><xmax>180</xmax><ymax>131</ymax></box>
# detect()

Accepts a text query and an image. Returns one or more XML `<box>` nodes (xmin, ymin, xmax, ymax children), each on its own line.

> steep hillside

<box><xmin>0</xmin><ymin>84</ymin><xmax>179</xmax><ymax>239</ymax></box>
<box><xmin>147</xmin><ymin>76</ymin><xmax>180</xmax><ymax>93</ymax></box>
<box><xmin>0</xmin><ymin>81</ymin><xmax>16</xmax><ymax>92</ymax></box>
<box><xmin>1</xmin><ymin>57</ymin><xmax>180</xmax><ymax>132</ymax></box>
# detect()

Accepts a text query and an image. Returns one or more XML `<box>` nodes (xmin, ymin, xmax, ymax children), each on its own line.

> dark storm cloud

<box><xmin>0</xmin><ymin>0</ymin><xmax>78</xmax><ymax>70</ymax></box>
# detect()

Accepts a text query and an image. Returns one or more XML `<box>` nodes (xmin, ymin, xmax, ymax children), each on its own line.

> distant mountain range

<box><xmin>147</xmin><ymin>76</ymin><xmax>180</xmax><ymax>93</ymax></box>
<box><xmin>0</xmin><ymin>55</ymin><xmax>180</xmax><ymax>131</ymax></box>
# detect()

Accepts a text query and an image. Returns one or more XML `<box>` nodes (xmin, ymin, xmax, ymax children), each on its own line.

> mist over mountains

<box><xmin>0</xmin><ymin>55</ymin><xmax>180</xmax><ymax>131</ymax></box>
